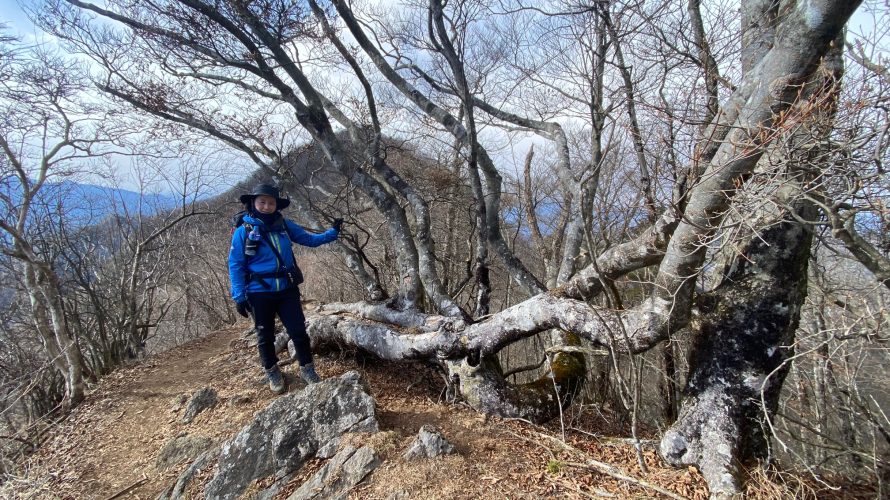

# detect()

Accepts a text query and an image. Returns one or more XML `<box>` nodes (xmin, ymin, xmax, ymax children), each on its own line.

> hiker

<box><xmin>228</xmin><ymin>183</ymin><xmax>342</xmax><ymax>394</ymax></box>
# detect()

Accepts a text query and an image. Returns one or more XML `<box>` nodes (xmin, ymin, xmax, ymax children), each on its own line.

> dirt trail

<box><xmin>10</xmin><ymin>318</ymin><xmax>876</xmax><ymax>500</ymax></box>
<box><xmin>29</xmin><ymin>327</ymin><xmax>257</xmax><ymax>499</ymax></box>
<box><xmin>19</xmin><ymin>324</ymin><xmax>718</xmax><ymax>499</ymax></box>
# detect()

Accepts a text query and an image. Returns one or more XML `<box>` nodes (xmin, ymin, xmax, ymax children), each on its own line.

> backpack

<box><xmin>231</xmin><ymin>207</ymin><xmax>249</xmax><ymax>234</ymax></box>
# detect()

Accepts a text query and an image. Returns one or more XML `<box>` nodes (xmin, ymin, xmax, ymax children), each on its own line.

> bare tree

<box><xmin>0</xmin><ymin>36</ymin><xmax>111</xmax><ymax>408</ymax></box>
<box><xmin>39</xmin><ymin>0</ymin><xmax>872</xmax><ymax>495</ymax></box>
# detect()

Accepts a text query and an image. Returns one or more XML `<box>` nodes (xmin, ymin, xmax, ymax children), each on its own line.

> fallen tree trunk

<box><xmin>307</xmin><ymin>304</ymin><xmax>588</xmax><ymax>422</ymax></box>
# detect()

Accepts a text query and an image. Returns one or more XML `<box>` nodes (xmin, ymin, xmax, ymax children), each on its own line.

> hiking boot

<box><xmin>265</xmin><ymin>366</ymin><xmax>286</xmax><ymax>394</ymax></box>
<box><xmin>299</xmin><ymin>363</ymin><xmax>321</xmax><ymax>384</ymax></box>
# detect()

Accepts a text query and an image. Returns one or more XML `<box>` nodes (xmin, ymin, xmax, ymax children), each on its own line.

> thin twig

<box><xmin>545</xmin><ymin>475</ymin><xmax>617</xmax><ymax>498</ymax></box>
<box><xmin>103</xmin><ymin>474</ymin><xmax>148</xmax><ymax>500</ymax></box>
<box><xmin>503</xmin><ymin>356</ymin><xmax>547</xmax><ymax>378</ymax></box>
<box><xmin>0</xmin><ymin>434</ymin><xmax>36</xmax><ymax>448</ymax></box>
<box><xmin>532</xmin><ymin>431</ymin><xmax>687</xmax><ymax>500</ymax></box>
<box><xmin>547</xmin><ymin>352</ymin><xmax>567</xmax><ymax>442</ymax></box>
<box><xmin>562</xmin><ymin>461</ymin><xmax>687</xmax><ymax>500</ymax></box>
<box><xmin>507</xmin><ymin>426</ymin><xmax>686</xmax><ymax>499</ymax></box>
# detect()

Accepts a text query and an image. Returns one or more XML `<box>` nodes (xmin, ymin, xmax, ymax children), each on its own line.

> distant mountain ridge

<box><xmin>1</xmin><ymin>178</ymin><xmax>181</xmax><ymax>225</ymax></box>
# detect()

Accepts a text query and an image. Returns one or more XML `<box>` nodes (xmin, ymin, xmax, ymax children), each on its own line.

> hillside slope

<box><xmin>7</xmin><ymin>321</ymin><xmax>839</xmax><ymax>499</ymax></box>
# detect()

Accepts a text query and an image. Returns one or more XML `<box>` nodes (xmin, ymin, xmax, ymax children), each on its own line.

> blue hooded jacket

<box><xmin>228</xmin><ymin>213</ymin><xmax>339</xmax><ymax>302</ymax></box>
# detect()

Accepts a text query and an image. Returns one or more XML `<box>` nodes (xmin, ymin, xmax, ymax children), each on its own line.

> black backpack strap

<box><xmin>260</xmin><ymin>231</ymin><xmax>304</xmax><ymax>287</ymax></box>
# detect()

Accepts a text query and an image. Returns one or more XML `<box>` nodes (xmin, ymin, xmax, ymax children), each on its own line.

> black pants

<box><xmin>247</xmin><ymin>287</ymin><xmax>312</xmax><ymax>369</ymax></box>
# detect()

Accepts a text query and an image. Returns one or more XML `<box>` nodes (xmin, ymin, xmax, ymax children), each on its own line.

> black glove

<box><xmin>332</xmin><ymin>218</ymin><xmax>344</xmax><ymax>232</ymax></box>
<box><xmin>235</xmin><ymin>299</ymin><xmax>251</xmax><ymax>318</ymax></box>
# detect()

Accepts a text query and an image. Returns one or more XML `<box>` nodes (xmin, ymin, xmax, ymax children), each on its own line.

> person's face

<box><xmin>254</xmin><ymin>195</ymin><xmax>277</xmax><ymax>214</ymax></box>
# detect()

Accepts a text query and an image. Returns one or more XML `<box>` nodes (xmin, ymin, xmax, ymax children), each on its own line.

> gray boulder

<box><xmin>170</xmin><ymin>394</ymin><xmax>188</xmax><ymax>413</ymax></box>
<box><xmin>182</xmin><ymin>387</ymin><xmax>218</xmax><ymax>424</ymax></box>
<box><xmin>203</xmin><ymin>371</ymin><xmax>378</xmax><ymax>500</ymax></box>
<box><xmin>315</xmin><ymin>437</ymin><xmax>340</xmax><ymax>459</ymax></box>
<box><xmin>403</xmin><ymin>425</ymin><xmax>455</xmax><ymax>460</ymax></box>
<box><xmin>156</xmin><ymin>446</ymin><xmax>219</xmax><ymax>500</ymax></box>
<box><xmin>287</xmin><ymin>445</ymin><xmax>380</xmax><ymax>500</ymax></box>
<box><xmin>156</xmin><ymin>434</ymin><xmax>213</xmax><ymax>470</ymax></box>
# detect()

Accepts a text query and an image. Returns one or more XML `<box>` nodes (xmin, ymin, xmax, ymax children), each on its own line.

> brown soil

<box><xmin>8</xmin><ymin>324</ymin><xmax>869</xmax><ymax>499</ymax></box>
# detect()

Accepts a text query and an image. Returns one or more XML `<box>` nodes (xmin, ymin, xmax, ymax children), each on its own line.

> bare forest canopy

<box><xmin>2</xmin><ymin>0</ymin><xmax>889</xmax><ymax>497</ymax></box>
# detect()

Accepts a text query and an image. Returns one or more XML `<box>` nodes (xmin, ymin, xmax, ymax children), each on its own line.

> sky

<box><xmin>1</xmin><ymin>0</ymin><xmax>38</xmax><ymax>39</ymax></box>
<box><xmin>1</xmin><ymin>0</ymin><xmax>253</xmax><ymax>196</ymax></box>
<box><xmin>1</xmin><ymin>0</ymin><xmax>886</xmax><ymax>196</ymax></box>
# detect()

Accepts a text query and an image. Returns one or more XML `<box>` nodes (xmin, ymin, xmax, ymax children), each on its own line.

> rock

<box><xmin>182</xmin><ymin>387</ymin><xmax>218</xmax><ymax>424</ymax></box>
<box><xmin>228</xmin><ymin>393</ymin><xmax>252</xmax><ymax>407</ymax></box>
<box><xmin>156</xmin><ymin>446</ymin><xmax>219</xmax><ymax>500</ymax></box>
<box><xmin>403</xmin><ymin>425</ymin><xmax>455</xmax><ymax>460</ymax></box>
<box><xmin>274</xmin><ymin>331</ymin><xmax>290</xmax><ymax>353</ymax></box>
<box><xmin>170</xmin><ymin>394</ymin><xmax>188</xmax><ymax>413</ymax></box>
<box><xmin>255</xmin><ymin>471</ymin><xmax>298</xmax><ymax>500</ymax></box>
<box><xmin>248</xmin><ymin>330</ymin><xmax>288</xmax><ymax>352</ymax></box>
<box><xmin>156</xmin><ymin>435</ymin><xmax>214</xmax><ymax>470</ymax></box>
<box><xmin>315</xmin><ymin>437</ymin><xmax>340</xmax><ymax>459</ymax></box>
<box><xmin>203</xmin><ymin>371</ymin><xmax>378</xmax><ymax>500</ymax></box>
<box><xmin>287</xmin><ymin>340</ymin><xmax>298</xmax><ymax>362</ymax></box>
<box><xmin>288</xmin><ymin>445</ymin><xmax>380</xmax><ymax>500</ymax></box>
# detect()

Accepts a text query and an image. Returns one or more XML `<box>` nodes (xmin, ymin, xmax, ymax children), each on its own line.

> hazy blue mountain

<box><xmin>1</xmin><ymin>178</ymin><xmax>180</xmax><ymax>226</ymax></box>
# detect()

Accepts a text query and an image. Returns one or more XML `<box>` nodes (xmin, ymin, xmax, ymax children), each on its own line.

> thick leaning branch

<box><xmin>647</xmin><ymin>0</ymin><xmax>862</xmax><ymax>339</ymax></box>
<box><xmin>331</xmin><ymin>0</ymin><xmax>545</xmax><ymax>297</ymax></box>
<box><xmin>563</xmin><ymin>200</ymin><xmax>682</xmax><ymax>300</ymax></box>
<box><xmin>300</xmin><ymin>7</ymin><xmax>464</xmax><ymax>315</ymax></box>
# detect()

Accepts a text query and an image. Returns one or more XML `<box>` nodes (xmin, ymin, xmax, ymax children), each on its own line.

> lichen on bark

<box><xmin>661</xmin><ymin>218</ymin><xmax>814</xmax><ymax>497</ymax></box>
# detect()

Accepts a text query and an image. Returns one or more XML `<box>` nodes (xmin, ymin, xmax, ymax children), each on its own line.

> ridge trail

<box><xmin>19</xmin><ymin>323</ymin><xmax>707</xmax><ymax>499</ymax></box>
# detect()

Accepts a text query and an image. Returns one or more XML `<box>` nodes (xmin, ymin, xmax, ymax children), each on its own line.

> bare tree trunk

<box><xmin>660</xmin><ymin>213</ymin><xmax>816</xmax><ymax>496</ymax></box>
<box><xmin>601</xmin><ymin>6</ymin><xmax>657</xmax><ymax>222</ymax></box>
<box><xmin>661</xmin><ymin>340</ymin><xmax>679</xmax><ymax>423</ymax></box>
<box><xmin>522</xmin><ymin>146</ymin><xmax>557</xmax><ymax>283</ymax></box>
<box><xmin>442</xmin><ymin>138</ymin><xmax>466</xmax><ymax>294</ymax></box>
<box><xmin>24</xmin><ymin>262</ymin><xmax>85</xmax><ymax>408</ymax></box>
<box><xmin>688</xmin><ymin>0</ymin><xmax>722</xmax><ymax>126</ymax></box>
<box><xmin>23</xmin><ymin>265</ymin><xmax>68</xmax><ymax>378</ymax></box>
<box><xmin>661</xmin><ymin>23</ymin><xmax>850</xmax><ymax>494</ymax></box>
<box><xmin>813</xmin><ymin>324</ymin><xmax>830</xmax><ymax>464</ymax></box>
<box><xmin>41</xmin><ymin>270</ymin><xmax>86</xmax><ymax>407</ymax></box>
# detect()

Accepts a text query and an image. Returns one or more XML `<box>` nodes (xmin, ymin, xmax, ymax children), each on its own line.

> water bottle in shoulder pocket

<box><xmin>245</xmin><ymin>226</ymin><xmax>261</xmax><ymax>256</ymax></box>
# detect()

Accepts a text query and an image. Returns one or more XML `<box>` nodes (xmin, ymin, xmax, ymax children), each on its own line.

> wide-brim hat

<box><xmin>239</xmin><ymin>183</ymin><xmax>291</xmax><ymax>210</ymax></box>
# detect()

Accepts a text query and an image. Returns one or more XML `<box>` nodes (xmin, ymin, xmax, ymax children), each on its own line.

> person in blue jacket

<box><xmin>228</xmin><ymin>184</ymin><xmax>342</xmax><ymax>393</ymax></box>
